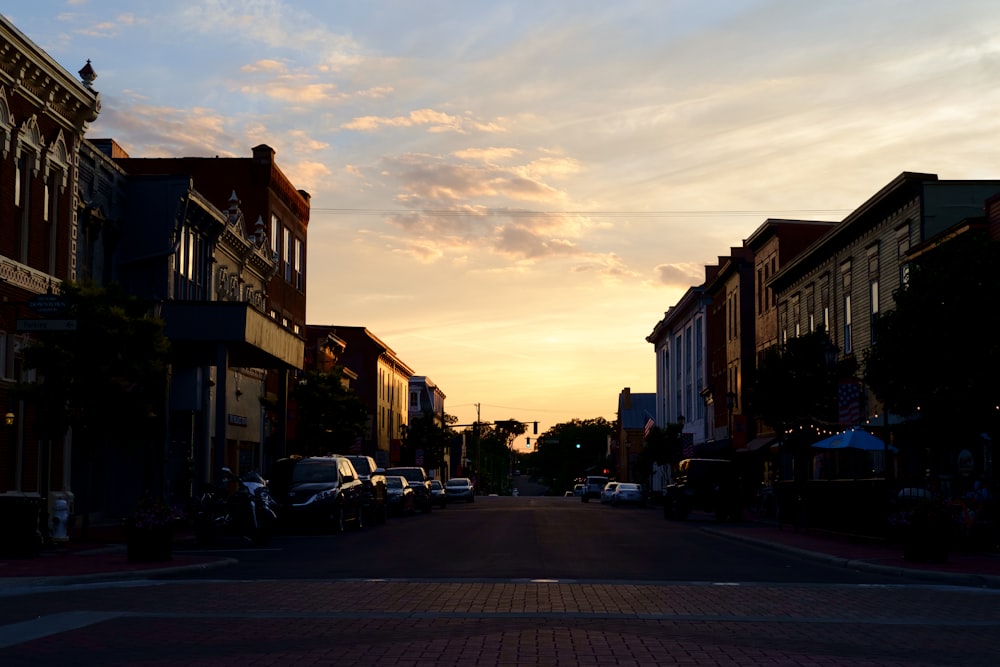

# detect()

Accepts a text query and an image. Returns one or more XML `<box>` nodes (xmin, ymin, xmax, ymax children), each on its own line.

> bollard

<box><xmin>50</xmin><ymin>497</ymin><xmax>70</xmax><ymax>543</ymax></box>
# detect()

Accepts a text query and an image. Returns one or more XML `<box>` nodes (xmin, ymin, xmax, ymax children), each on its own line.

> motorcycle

<box><xmin>194</xmin><ymin>467</ymin><xmax>278</xmax><ymax>546</ymax></box>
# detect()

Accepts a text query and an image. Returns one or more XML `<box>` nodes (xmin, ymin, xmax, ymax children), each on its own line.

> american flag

<box><xmin>838</xmin><ymin>379</ymin><xmax>862</xmax><ymax>427</ymax></box>
<box><xmin>681</xmin><ymin>433</ymin><xmax>695</xmax><ymax>458</ymax></box>
<box><xmin>643</xmin><ymin>414</ymin><xmax>656</xmax><ymax>439</ymax></box>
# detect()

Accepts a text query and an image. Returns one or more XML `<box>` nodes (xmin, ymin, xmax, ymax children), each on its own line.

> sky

<box><xmin>9</xmin><ymin>1</ymin><xmax>1000</xmax><ymax>444</ymax></box>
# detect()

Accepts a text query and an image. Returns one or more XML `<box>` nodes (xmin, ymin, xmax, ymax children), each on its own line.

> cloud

<box><xmin>453</xmin><ymin>147</ymin><xmax>522</xmax><ymax>162</ymax></box>
<box><xmin>342</xmin><ymin>109</ymin><xmax>506</xmax><ymax>134</ymax></box>
<box><xmin>89</xmin><ymin>97</ymin><xmax>241</xmax><ymax>158</ymax></box>
<box><xmin>653</xmin><ymin>263</ymin><xmax>705</xmax><ymax>288</ymax></box>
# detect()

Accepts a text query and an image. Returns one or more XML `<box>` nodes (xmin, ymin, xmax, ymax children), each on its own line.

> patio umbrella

<box><xmin>810</xmin><ymin>428</ymin><xmax>897</xmax><ymax>451</ymax></box>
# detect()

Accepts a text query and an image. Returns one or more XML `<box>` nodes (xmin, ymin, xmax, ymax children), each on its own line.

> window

<box><xmin>756</xmin><ymin>268</ymin><xmax>763</xmax><ymax>315</ymax></box>
<box><xmin>410</xmin><ymin>391</ymin><xmax>418</xmax><ymax>408</ymax></box>
<box><xmin>296</xmin><ymin>239</ymin><xmax>305</xmax><ymax>291</ymax></box>
<box><xmin>270</xmin><ymin>214</ymin><xmax>281</xmax><ymax>258</ymax></box>
<box><xmin>791</xmin><ymin>294</ymin><xmax>800</xmax><ymax>338</ymax></box>
<box><xmin>841</xmin><ymin>262</ymin><xmax>852</xmax><ymax>353</ymax></box>
<box><xmin>284</xmin><ymin>228</ymin><xmax>293</xmax><ymax>282</ymax></box>
<box><xmin>843</xmin><ymin>294</ymin><xmax>852</xmax><ymax>354</ymax></box>
<box><xmin>694</xmin><ymin>318</ymin><xmax>704</xmax><ymax>420</ymax></box>
<box><xmin>870</xmin><ymin>280</ymin><xmax>879</xmax><ymax>344</ymax></box>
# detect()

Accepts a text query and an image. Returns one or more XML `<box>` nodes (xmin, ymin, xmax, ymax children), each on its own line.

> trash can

<box><xmin>0</xmin><ymin>491</ymin><xmax>43</xmax><ymax>557</ymax></box>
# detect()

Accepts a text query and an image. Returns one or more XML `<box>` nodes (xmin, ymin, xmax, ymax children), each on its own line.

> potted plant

<box><xmin>891</xmin><ymin>489</ymin><xmax>952</xmax><ymax>563</ymax></box>
<box><xmin>123</xmin><ymin>493</ymin><xmax>179</xmax><ymax>563</ymax></box>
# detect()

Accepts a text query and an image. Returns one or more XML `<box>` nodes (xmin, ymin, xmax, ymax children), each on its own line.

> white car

<box><xmin>599</xmin><ymin>482</ymin><xmax>619</xmax><ymax>504</ymax></box>
<box><xmin>611</xmin><ymin>482</ymin><xmax>645</xmax><ymax>507</ymax></box>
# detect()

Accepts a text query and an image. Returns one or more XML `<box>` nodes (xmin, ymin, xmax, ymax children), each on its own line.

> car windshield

<box><xmin>386</xmin><ymin>477</ymin><xmax>405</xmax><ymax>489</ymax></box>
<box><xmin>617</xmin><ymin>483</ymin><xmax>639</xmax><ymax>491</ymax></box>
<box><xmin>347</xmin><ymin>457</ymin><xmax>372</xmax><ymax>474</ymax></box>
<box><xmin>291</xmin><ymin>460</ymin><xmax>338</xmax><ymax>483</ymax></box>
<box><xmin>446</xmin><ymin>479</ymin><xmax>470</xmax><ymax>487</ymax></box>
<box><xmin>388</xmin><ymin>468</ymin><xmax>424</xmax><ymax>483</ymax></box>
<box><xmin>430</xmin><ymin>481</ymin><xmax>442</xmax><ymax>489</ymax></box>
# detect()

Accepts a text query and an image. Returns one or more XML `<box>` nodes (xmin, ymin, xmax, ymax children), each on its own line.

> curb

<box><xmin>703</xmin><ymin>526</ymin><xmax>1000</xmax><ymax>589</ymax></box>
<box><xmin>0</xmin><ymin>557</ymin><xmax>238</xmax><ymax>593</ymax></box>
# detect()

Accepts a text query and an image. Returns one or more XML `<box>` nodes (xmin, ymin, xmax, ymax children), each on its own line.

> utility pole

<box><xmin>475</xmin><ymin>403</ymin><xmax>481</xmax><ymax>493</ymax></box>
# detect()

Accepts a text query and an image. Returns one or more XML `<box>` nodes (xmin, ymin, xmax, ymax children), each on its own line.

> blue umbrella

<box><xmin>811</xmin><ymin>428</ymin><xmax>896</xmax><ymax>451</ymax></box>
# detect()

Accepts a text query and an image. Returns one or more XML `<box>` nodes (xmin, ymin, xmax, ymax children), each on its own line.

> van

<box><xmin>663</xmin><ymin>458</ymin><xmax>741</xmax><ymax>521</ymax></box>
<box><xmin>581</xmin><ymin>475</ymin><xmax>609</xmax><ymax>502</ymax></box>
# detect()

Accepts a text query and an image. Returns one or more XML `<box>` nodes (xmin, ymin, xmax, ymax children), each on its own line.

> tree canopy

<box><xmin>289</xmin><ymin>367</ymin><xmax>368</xmax><ymax>456</ymax></box>
<box><xmin>17</xmin><ymin>281</ymin><xmax>170</xmax><ymax>445</ymax></box>
<box><xmin>525</xmin><ymin>417</ymin><xmax>614</xmax><ymax>494</ymax></box>
<box><xmin>864</xmin><ymin>231</ymin><xmax>1000</xmax><ymax>438</ymax></box>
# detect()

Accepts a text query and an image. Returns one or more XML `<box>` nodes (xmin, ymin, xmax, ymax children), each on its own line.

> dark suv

<box><xmin>344</xmin><ymin>455</ymin><xmax>388</xmax><ymax>524</ymax></box>
<box><xmin>385</xmin><ymin>466</ymin><xmax>433</xmax><ymax>513</ymax></box>
<box><xmin>663</xmin><ymin>458</ymin><xmax>742</xmax><ymax>521</ymax></box>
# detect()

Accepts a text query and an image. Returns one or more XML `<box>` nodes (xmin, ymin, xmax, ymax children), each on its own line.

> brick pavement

<box><xmin>2</xmin><ymin>517</ymin><xmax>1000</xmax><ymax>665</ymax></box>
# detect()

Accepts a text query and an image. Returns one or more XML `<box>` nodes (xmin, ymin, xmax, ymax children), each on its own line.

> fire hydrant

<box><xmin>50</xmin><ymin>498</ymin><xmax>70</xmax><ymax>543</ymax></box>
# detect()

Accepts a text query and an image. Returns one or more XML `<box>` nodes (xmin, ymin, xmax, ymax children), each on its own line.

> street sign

<box><xmin>17</xmin><ymin>319</ymin><xmax>78</xmax><ymax>332</ymax></box>
<box><xmin>28</xmin><ymin>294</ymin><xmax>68</xmax><ymax>315</ymax></box>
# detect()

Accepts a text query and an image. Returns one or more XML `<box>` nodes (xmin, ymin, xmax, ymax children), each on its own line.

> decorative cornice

<box><xmin>0</xmin><ymin>257</ymin><xmax>58</xmax><ymax>294</ymax></box>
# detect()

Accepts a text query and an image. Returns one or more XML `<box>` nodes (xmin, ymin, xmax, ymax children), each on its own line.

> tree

<box><xmin>633</xmin><ymin>422</ymin><xmax>684</xmax><ymax>482</ymax></box>
<box><xmin>402</xmin><ymin>409</ymin><xmax>458</xmax><ymax>471</ymax></box>
<box><xmin>532</xmin><ymin>417</ymin><xmax>614</xmax><ymax>494</ymax></box>
<box><xmin>746</xmin><ymin>327</ymin><xmax>841</xmax><ymax>436</ymax></box>
<box><xmin>864</xmin><ymin>232</ymin><xmax>1000</xmax><ymax>445</ymax></box>
<box><xmin>17</xmin><ymin>281</ymin><xmax>171</xmax><ymax>524</ymax></box>
<box><xmin>289</xmin><ymin>367</ymin><xmax>367</xmax><ymax>456</ymax></box>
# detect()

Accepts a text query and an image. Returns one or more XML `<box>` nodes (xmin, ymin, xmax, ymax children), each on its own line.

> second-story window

<box><xmin>283</xmin><ymin>227</ymin><xmax>293</xmax><ymax>282</ymax></box>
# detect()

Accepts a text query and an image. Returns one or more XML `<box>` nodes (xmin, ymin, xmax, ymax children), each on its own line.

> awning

<box><xmin>736</xmin><ymin>436</ymin><xmax>775</xmax><ymax>453</ymax></box>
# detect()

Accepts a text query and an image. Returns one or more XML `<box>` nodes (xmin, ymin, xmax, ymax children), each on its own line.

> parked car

<box><xmin>573</xmin><ymin>483</ymin><xmax>585</xmax><ymax>496</ymax></box>
<box><xmin>611</xmin><ymin>482</ymin><xmax>645</xmax><ymax>507</ymax></box>
<box><xmin>581</xmin><ymin>475</ymin><xmax>609</xmax><ymax>503</ymax></box>
<box><xmin>429</xmin><ymin>479</ymin><xmax>447</xmax><ymax>508</ymax></box>
<box><xmin>274</xmin><ymin>455</ymin><xmax>366</xmax><ymax>533</ymax></box>
<box><xmin>385</xmin><ymin>475</ymin><xmax>416</xmax><ymax>517</ymax></box>
<box><xmin>344</xmin><ymin>454</ymin><xmax>388</xmax><ymax>524</ymax></box>
<box><xmin>599</xmin><ymin>481</ymin><xmax>620</xmax><ymax>504</ymax></box>
<box><xmin>664</xmin><ymin>458</ymin><xmax>741</xmax><ymax>521</ymax></box>
<box><xmin>444</xmin><ymin>477</ymin><xmax>475</xmax><ymax>503</ymax></box>
<box><xmin>385</xmin><ymin>466</ymin><xmax>433</xmax><ymax>513</ymax></box>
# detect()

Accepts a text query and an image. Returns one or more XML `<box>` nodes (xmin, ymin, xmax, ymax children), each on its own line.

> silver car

<box><xmin>611</xmin><ymin>482</ymin><xmax>645</xmax><ymax>507</ymax></box>
<box><xmin>444</xmin><ymin>477</ymin><xmax>475</xmax><ymax>503</ymax></box>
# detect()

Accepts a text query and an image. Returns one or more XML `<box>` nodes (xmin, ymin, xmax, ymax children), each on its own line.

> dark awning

<box><xmin>736</xmin><ymin>436</ymin><xmax>775</xmax><ymax>453</ymax></box>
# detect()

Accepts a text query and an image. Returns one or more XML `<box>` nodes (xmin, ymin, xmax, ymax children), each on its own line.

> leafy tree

<box><xmin>532</xmin><ymin>417</ymin><xmax>614</xmax><ymax>494</ymax></box>
<box><xmin>633</xmin><ymin>422</ymin><xmax>684</xmax><ymax>482</ymax></box>
<box><xmin>289</xmin><ymin>367</ymin><xmax>368</xmax><ymax>456</ymax></box>
<box><xmin>18</xmin><ymin>281</ymin><xmax>170</xmax><ymax>444</ymax></box>
<box><xmin>16</xmin><ymin>281</ymin><xmax>171</xmax><ymax>524</ymax></box>
<box><xmin>746</xmin><ymin>327</ymin><xmax>841</xmax><ymax>436</ymax></box>
<box><xmin>864</xmin><ymin>232</ymin><xmax>1000</xmax><ymax>442</ymax></box>
<box><xmin>401</xmin><ymin>409</ymin><xmax>458</xmax><ymax>471</ymax></box>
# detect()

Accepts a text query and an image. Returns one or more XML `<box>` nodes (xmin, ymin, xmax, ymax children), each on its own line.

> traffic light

<box><xmin>575</xmin><ymin>443</ymin><xmax>581</xmax><ymax>449</ymax></box>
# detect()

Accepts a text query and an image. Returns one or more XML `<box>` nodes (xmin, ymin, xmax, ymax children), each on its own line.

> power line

<box><xmin>311</xmin><ymin>207</ymin><xmax>848</xmax><ymax>219</ymax></box>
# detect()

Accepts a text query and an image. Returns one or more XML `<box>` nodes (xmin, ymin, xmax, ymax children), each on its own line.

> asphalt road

<box><xmin>160</xmin><ymin>494</ymin><xmax>936</xmax><ymax>585</ymax></box>
<box><xmin>2</xmin><ymin>494</ymin><xmax>999</xmax><ymax>666</ymax></box>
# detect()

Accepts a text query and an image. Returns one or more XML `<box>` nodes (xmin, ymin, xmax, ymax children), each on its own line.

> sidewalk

<box><xmin>0</xmin><ymin>524</ymin><xmax>236</xmax><ymax>588</ymax></box>
<box><xmin>2</xmin><ymin>515</ymin><xmax>999</xmax><ymax>589</ymax></box>
<box><xmin>705</xmin><ymin>517</ymin><xmax>1000</xmax><ymax>588</ymax></box>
